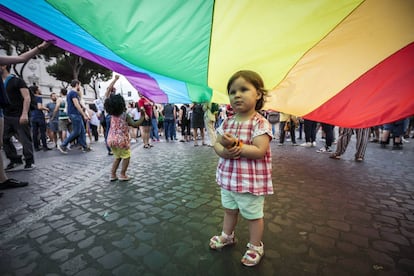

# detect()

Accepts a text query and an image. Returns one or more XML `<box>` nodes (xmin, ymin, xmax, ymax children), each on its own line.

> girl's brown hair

<box><xmin>226</xmin><ymin>70</ymin><xmax>267</xmax><ymax>111</ymax></box>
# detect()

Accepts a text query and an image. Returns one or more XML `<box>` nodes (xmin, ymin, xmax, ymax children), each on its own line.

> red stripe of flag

<box><xmin>305</xmin><ymin>42</ymin><xmax>414</xmax><ymax>128</ymax></box>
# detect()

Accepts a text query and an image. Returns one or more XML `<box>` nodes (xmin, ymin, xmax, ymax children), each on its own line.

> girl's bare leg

<box><xmin>120</xmin><ymin>158</ymin><xmax>130</xmax><ymax>178</ymax></box>
<box><xmin>111</xmin><ymin>158</ymin><xmax>121</xmax><ymax>178</ymax></box>
<box><xmin>248</xmin><ymin>218</ymin><xmax>264</xmax><ymax>246</ymax></box>
<box><xmin>222</xmin><ymin>208</ymin><xmax>239</xmax><ymax>236</ymax></box>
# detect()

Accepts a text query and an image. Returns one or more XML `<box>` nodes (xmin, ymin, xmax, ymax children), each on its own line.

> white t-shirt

<box><xmin>129</xmin><ymin>108</ymin><xmax>141</xmax><ymax>120</ymax></box>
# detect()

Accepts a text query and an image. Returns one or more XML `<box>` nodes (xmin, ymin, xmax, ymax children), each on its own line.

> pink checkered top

<box><xmin>216</xmin><ymin>112</ymin><xmax>273</xmax><ymax>196</ymax></box>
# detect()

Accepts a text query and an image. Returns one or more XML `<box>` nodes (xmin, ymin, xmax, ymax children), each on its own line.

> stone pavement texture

<box><xmin>0</xmin><ymin>135</ymin><xmax>413</xmax><ymax>276</ymax></box>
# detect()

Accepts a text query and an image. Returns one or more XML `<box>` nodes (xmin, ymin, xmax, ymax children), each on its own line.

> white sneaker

<box><xmin>316</xmin><ymin>147</ymin><xmax>333</xmax><ymax>153</ymax></box>
<box><xmin>57</xmin><ymin>144</ymin><xmax>68</xmax><ymax>154</ymax></box>
<box><xmin>24</xmin><ymin>163</ymin><xmax>36</xmax><ymax>170</ymax></box>
<box><xmin>312</xmin><ymin>142</ymin><xmax>317</xmax><ymax>147</ymax></box>
<box><xmin>300</xmin><ymin>142</ymin><xmax>312</xmax><ymax>147</ymax></box>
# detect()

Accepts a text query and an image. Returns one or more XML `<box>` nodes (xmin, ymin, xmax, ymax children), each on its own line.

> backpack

<box><xmin>163</xmin><ymin>104</ymin><xmax>174</xmax><ymax>120</ymax></box>
<box><xmin>0</xmin><ymin>75</ymin><xmax>13</xmax><ymax>108</ymax></box>
<box><xmin>267</xmin><ymin>112</ymin><xmax>279</xmax><ymax>124</ymax></box>
<box><xmin>211</xmin><ymin>103</ymin><xmax>219</xmax><ymax>114</ymax></box>
<box><xmin>3</xmin><ymin>74</ymin><xmax>36</xmax><ymax>110</ymax></box>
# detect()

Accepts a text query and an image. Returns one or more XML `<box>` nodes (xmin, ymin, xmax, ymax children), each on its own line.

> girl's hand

<box><xmin>221</xmin><ymin>143</ymin><xmax>242</xmax><ymax>159</ymax></box>
<box><xmin>221</xmin><ymin>133</ymin><xmax>235</xmax><ymax>148</ymax></box>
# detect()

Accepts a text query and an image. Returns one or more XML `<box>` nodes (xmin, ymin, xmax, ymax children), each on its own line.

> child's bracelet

<box><xmin>226</xmin><ymin>139</ymin><xmax>243</xmax><ymax>149</ymax></box>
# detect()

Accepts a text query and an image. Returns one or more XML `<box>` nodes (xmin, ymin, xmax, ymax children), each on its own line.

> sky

<box><xmin>98</xmin><ymin>73</ymin><xmax>139</xmax><ymax>101</ymax></box>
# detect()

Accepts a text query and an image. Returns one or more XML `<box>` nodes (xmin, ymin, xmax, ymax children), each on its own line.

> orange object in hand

<box><xmin>227</xmin><ymin>138</ymin><xmax>243</xmax><ymax>149</ymax></box>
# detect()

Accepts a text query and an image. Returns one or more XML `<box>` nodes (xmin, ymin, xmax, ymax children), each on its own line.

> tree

<box><xmin>1</xmin><ymin>19</ymin><xmax>113</xmax><ymax>99</ymax></box>
<box><xmin>46</xmin><ymin>54</ymin><xmax>112</xmax><ymax>99</ymax></box>
<box><xmin>0</xmin><ymin>18</ymin><xmax>62</xmax><ymax>77</ymax></box>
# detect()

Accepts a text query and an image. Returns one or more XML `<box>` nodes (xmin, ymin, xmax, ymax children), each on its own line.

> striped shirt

<box><xmin>58</xmin><ymin>98</ymin><xmax>69</xmax><ymax>120</ymax></box>
<box><xmin>216</xmin><ymin>112</ymin><xmax>273</xmax><ymax>196</ymax></box>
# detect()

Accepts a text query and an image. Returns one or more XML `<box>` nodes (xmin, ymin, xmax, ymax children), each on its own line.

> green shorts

<box><xmin>221</xmin><ymin>188</ymin><xmax>265</xmax><ymax>220</ymax></box>
<box><xmin>111</xmin><ymin>148</ymin><xmax>131</xmax><ymax>159</ymax></box>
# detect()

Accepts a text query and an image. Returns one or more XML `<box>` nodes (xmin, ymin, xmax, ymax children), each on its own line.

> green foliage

<box><xmin>0</xmin><ymin>19</ymin><xmax>42</xmax><ymax>55</ymax></box>
<box><xmin>0</xmin><ymin>19</ymin><xmax>63</xmax><ymax>77</ymax></box>
<box><xmin>46</xmin><ymin>54</ymin><xmax>112</xmax><ymax>98</ymax></box>
<box><xmin>0</xmin><ymin>19</ymin><xmax>63</xmax><ymax>59</ymax></box>
<box><xmin>80</xmin><ymin>59</ymin><xmax>113</xmax><ymax>84</ymax></box>
<box><xmin>1</xmin><ymin>18</ymin><xmax>113</xmax><ymax>98</ymax></box>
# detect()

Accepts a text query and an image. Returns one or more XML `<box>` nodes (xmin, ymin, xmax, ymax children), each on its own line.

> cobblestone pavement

<box><xmin>0</xmin><ymin>134</ymin><xmax>413</xmax><ymax>276</ymax></box>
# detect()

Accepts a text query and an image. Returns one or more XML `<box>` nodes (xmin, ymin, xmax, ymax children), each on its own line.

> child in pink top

<box><xmin>209</xmin><ymin>70</ymin><xmax>273</xmax><ymax>267</ymax></box>
<box><xmin>105</xmin><ymin>94</ymin><xmax>144</xmax><ymax>181</ymax></box>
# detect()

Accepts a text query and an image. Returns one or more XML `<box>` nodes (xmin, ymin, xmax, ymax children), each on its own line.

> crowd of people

<box><xmin>265</xmin><ymin>112</ymin><xmax>413</xmax><ymax>162</ymax></box>
<box><xmin>2</xmin><ymin>61</ymin><xmax>412</xmax><ymax>173</ymax></box>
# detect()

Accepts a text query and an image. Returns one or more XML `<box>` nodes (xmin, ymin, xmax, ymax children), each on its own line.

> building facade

<box><xmin>17</xmin><ymin>57</ymin><xmax>97</xmax><ymax>105</ymax></box>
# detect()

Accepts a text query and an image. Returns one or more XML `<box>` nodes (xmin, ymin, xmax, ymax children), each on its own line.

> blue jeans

<box><xmin>271</xmin><ymin>124</ymin><xmax>276</xmax><ymax>137</ymax></box>
<box><xmin>150</xmin><ymin>117</ymin><xmax>159</xmax><ymax>140</ymax></box>
<box><xmin>172</xmin><ymin>119</ymin><xmax>177</xmax><ymax>139</ymax></box>
<box><xmin>164</xmin><ymin>119</ymin><xmax>174</xmax><ymax>140</ymax></box>
<box><xmin>62</xmin><ymin>114</ymin><xmax>87</xmax><ymax>148</ymax></box>
<box><xmin>31</xmin><ymin>116</ymin><xmax>48</xmax><ymax>149</ymax></box>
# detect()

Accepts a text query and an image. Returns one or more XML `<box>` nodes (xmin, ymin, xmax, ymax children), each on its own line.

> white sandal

<box><xmin>209</xmin><ymin>231</ymin><xmax>236</xmax><ymax>250</ymax></box>
<box><xmin>241</xmin><ymin>242</ymin><xmax>264</xmax><ymax>266</ymax></box>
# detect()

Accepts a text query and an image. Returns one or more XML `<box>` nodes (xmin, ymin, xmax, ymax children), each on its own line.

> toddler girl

<box><xmin>105</xmin><ymin>94</ymin><xmax>144</xmax><ymax>181</ymax></box>
<box><xmin>209</xmin><ymin>70</ymin><xmax>273</xmax><ymax>266</ymax></box>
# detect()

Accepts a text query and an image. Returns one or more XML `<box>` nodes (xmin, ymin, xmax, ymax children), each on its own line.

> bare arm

<box><xmin>127</xmin><ymin>110</ymin><xmax>145</xmax><ymax>127</ymax></box>
<box><xmin>178</xmin><ymin>108</ymin><xmax>183</xmax><ymax>121</ymax></box>
<box><xmin>153</xmin><ymin>106</ymin><xmax>159</xmax><ymax>119</ymax></box>
<box><xmin>105</xmin><ymin>75</ymin><xmax>120</xmax><ymax>98</ymax></box>
<box><xmin>213</xmin><ymin>134</ymin><xmax>242</xmax><ymax>159</ymax></box>
<box><xmin>52</xmin><ymin>98</ymin><xmax>61</xmax><ymax>119</ymax></box>
<box><xmin>71</xmin><ymin>97</ymin><xmax>88</xmax><ymax>120</ymax></box>
<box><xmin>239</xmin><ymin>134</ymin><xmax>270</xmax><ymax>159</ymax></box>
<box><xmin>0</xmin><ymin>41</ymin><xmax>51</xmax><ymax>65</ymax></box>
<box><xmin>37</xmin><ymin>101</ymin><xmax>49</xmax><ymax>112</ymax></box>
<box><xmin>214</xmin><ymin>133</ymin><xmax>270</xmax><ymax>160</ymax></box>
<box><xmin>19</xmin><ymin>88</ymin><xmax>31</xmax><ymax>124</ymax></box>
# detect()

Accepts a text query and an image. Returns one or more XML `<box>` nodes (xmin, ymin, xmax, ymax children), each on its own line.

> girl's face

<box><xmin>228</xmin><ymin>77</ymin><xmax>261</xmax><ymax>114</ymax></box>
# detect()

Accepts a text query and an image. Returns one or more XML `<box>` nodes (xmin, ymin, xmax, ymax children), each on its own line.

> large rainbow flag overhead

<box><xmin>1</xmin><ymin>0</ymin><xmax>413</xmax><ymax>128</ymax></box>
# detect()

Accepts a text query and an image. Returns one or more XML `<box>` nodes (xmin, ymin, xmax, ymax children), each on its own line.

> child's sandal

<box><xmin>209</xmin><ymin>231</ymin><xmax>236</xmax><ymax>250</ymax></box>
<box><xmin>241</xmin><ymin>242</ymin><xmax>264</xmax><ymax>266</ymax></box>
